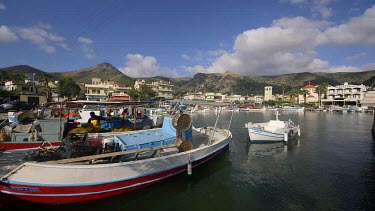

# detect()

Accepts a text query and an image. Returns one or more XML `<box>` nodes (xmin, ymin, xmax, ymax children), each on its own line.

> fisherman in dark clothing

<box><xmin>87</xmin><ymin>112</ymin><xmax>106</xmax><ymax>132</ymax></box>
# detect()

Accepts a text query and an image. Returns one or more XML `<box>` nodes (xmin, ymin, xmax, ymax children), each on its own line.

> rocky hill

<box><xmin>1</xmin><ymin>63</ymin><xmax>375</xmax><ymax>96</ymax></box>
<box><xmin>0</xmin><ymin>65</ymin><xmax>48</xmax><ymax>82</ymax></box>
<box><xmin>50</xmin><ymin>63</ymin><xmax>135</xmax><ymax>86</ymax></box>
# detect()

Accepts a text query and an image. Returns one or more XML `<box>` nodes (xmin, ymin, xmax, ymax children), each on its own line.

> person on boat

<box><xmin>121</xmin><ymin>108</ymin><xmax>128</xmax><ymax>118</ymax></box>
<box><xmin>87</xmin><ymin>112</ymin><xmax>106</xmax><ymax>132</ymax></box>
<box><xmin>31</xmin><ymin>103</ymin><xmax>38</xmax><ymax>111</ymax></box>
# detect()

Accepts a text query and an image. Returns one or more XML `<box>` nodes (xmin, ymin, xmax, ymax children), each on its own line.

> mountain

<box><xmin>50</xmin><ymin>62</ymin><xmax>135</xmax><ymax>86</ymax></box>
<box><xmin>0</xmin><ymin>65</ymin><xmax>49</xmax><ymax>82</ymax></box>
<box><xmin>1</xmin><ymin>62</ymin><xmax>375</xmax><ymax>96</ymax></box>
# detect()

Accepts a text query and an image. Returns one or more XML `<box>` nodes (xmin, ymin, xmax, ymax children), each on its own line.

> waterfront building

<box><xmin>141</xmin><ymin>80</ymin><xmax>174</xmax><ymax>100</ymax></box>
<box><xmin>3</xmin><ymin>75</ymin><xmax>48</xmax><ymax>104</ymax></box>
<box><xmin>231</xmin><ymin>94</ymin><xmax>243</xmax><ymax>103</ymax></box>
<box><xmin>134</xmin><ymin>79</ymin><xmax>146</xmax><ymax>90</ymax></box>
<box><xmin>85</xmin><ymin>78</ymin><xmax>131</xmax><ymax>101</ymax></box>
<box><xmin>214</xmin><ymin>92</ymin><xmax>226</xmax><ymax>102</ymax></box>
<box><xmin>183</xmin><ymin>93</ymin><xmax>194</xmax><ymax>100</ymax></box>
<box><xmin>360</xmin><ymin>90</ymin><xmax>375</xmax><ymax>108</ymax></box>
<box><xmin>299</xmin><ymin>83</ymin><xmax>318</xmax><ymax>104</ymax></box>
<box><xmin>254</xmin><ymin>95</ymin><xmax>264</xmax><ymax>104</ymax></box>
<box><xmin>322</xmin><ymin>82</ymin><xmax>367</xmax><ymax>106</ymax></box>
<box><xmin>205</xmin><ymin>92</ymin><xmax>215</xmax><ymax>102</ymax></box>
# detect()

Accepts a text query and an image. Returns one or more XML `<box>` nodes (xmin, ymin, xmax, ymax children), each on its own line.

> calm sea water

<box><xmin>1</xmin><ymin>111</ymin><xmax>374</xmax><ymax>210</ymax></box>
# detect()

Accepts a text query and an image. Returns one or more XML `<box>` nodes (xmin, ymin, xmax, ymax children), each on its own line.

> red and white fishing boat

<box><xmin>0</xmin><ymin>112</ymin><xmax>232</xmax><ymax>204</ymax></box>
<box><xmin>0</xmin><ymin>111</ymin><xmax>65</xmax><ymax>152</ymax></box>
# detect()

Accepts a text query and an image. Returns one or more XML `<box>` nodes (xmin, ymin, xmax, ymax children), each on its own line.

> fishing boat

<box><xmin>280</xmin><ymin>106</ymin><xmax>305</xmax><ymax>112</ymax></box>
<box><xmin>0</xmin><ymin>111</ymin><xmax>65</xmax><ymax>152</ymax></box>
<box><xmin>0</xmin><ymin>112</ymin><xmax>232</xmax><ymax>204</ymax></box>
<box><xmin>241</xmin><ymin>106</ymin><xmax>266</xmax><ymax>112</ymax></box>
<box><xmin>245</xmin><ymin>110</ymin><xmax>300</xmax><ymax>143</ymax></box>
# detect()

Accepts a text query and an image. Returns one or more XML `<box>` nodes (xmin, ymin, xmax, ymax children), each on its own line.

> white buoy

<box><xmin>284</xmin><ymin>133</ymin><xmax>288</xmax><ymax>142</ymax></box>
<box><xmin>187</xmin><ymin>161</ymin><xmax>192</xmax><ymax>175</ymax></box>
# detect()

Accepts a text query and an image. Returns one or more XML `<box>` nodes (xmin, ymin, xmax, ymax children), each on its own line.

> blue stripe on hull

<box><xmin>249</xmin><ymin>128</ymin><xmax>284</xmax><ymax>141</ymax></box>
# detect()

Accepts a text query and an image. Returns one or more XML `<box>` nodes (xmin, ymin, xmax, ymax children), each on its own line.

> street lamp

<box><xmin>32</xmin><ymin>73</ymin><xmax>36</xmax><ymax>95</ymax></box>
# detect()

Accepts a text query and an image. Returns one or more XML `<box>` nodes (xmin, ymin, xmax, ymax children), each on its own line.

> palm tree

<box><xmin>300</xmin><ymin>89</ymin><xmax>310</xmax><ymax>104</ymax></box>
<box><xmin>315</xmin><ymin>82</ymin><xmax>329</xmax><ymax>107</ymax></box>
<box><xmin>287</xmin><ymin>88</ymin><xmax>300</xmax><ymax>104</ymax></box>
<box><xmin>280</xmin><ymin>83</ymin><xmax>287</xmax><ymax>100</ymax></box>
<box><xmin>41</xmin><ymin>73</ymin><xmax>53</xmax><ymax>102</ymax></box>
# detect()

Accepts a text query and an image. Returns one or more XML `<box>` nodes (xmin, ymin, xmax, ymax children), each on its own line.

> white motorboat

<box><xmin>245</xmin><ymin>110</ymin><xmax>300</xmax><ymax>143</ymax></box>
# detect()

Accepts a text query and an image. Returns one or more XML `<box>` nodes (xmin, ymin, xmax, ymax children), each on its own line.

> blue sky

<box><xmin>1</xmin><ymin>0</ymin><xmax>375</xmax><ymax>78</ymax></box>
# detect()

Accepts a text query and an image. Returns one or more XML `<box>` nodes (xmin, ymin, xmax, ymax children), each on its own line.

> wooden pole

<box><xmin>372</xmin><ymin>110</ymin><xmax>375</xmax><ymax>139</ymax></box>
<box><xmin>133</xmin><ymin>105</ymin><xmax>136</xmax><ymax>131</ymax></box>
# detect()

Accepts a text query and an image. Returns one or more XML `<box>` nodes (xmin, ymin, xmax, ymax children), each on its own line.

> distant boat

<box><xmin>265</xmin><ymin>106</ymin><xmax>278</xmax><ymax>111</ymax></box>
<box><xmin>313</xmin><ymin>107</ymin><xmax>323</xmax><ymax>112</ymax></box>
<box><xmin>245</xmin><ymin>110</ymin><xmax>300</xmax><ymax>143</ymax></box>
<box><xmin>241</xmin><ymin>106</ymin><xmax>266</xmax><ymax>112</ymax></box>
<box><xmin>280</xmin><ymin>106</ymin><xmax>305</xmax><ymax>112</ymax></box>
<box><xmin>0</xmin><ymin>113</ymin><xmax>233</xmax><ymax>204</ymax></box>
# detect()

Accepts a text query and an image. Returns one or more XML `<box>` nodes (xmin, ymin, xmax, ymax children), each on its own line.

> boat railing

<box><xmin>45</xmin><ymin>142</ymin><xmax>181</xmax><ymax>164</ymax></box>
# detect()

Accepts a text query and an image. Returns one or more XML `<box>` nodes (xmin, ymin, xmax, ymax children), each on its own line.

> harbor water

<box><xmin>1</xmin><ymin>111</ymin><xmax>374</xmax><ymax>210</ymax></box>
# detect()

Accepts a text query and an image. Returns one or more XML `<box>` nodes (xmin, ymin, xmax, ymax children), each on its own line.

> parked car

<box><xmin>0</xmin><ymin>101</ymin><xmax>34</xmax><ymax>112</ymax></box>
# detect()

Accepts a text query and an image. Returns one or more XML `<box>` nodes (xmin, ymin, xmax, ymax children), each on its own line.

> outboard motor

<box><xmin>101</xmin><ymin>137</ymin><xmax>118</xmax><ymax>153</ymax></box>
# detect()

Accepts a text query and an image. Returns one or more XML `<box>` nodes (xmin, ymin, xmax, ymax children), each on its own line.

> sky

<box><xmin>1</xmin><ymin>0</ymin><xmax>375</xmax><ymax>78</ymax></box>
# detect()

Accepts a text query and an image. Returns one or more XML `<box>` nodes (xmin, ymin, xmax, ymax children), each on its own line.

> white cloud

<box><xmin>181</xmin><ymin>49</ymin><xmax>227</xmax><ymax>63</ymax></box>
<box><xmin>283</xmin><ymin>0</ymin><xmax>335</xmax><ymax>19</ymax></box>
<box><xmin>77</xmin><ymin>37</ymin><xmax>95</xmax><ymax>59</ymax></box>
<box><xmin>78</xmin><ymin>37</ymin><xmax>93</xmax><ymax>44</ymax></box>
<box><xmin>345</xmin><ymin>52</ymin><xmax>367</xmax><ymax>61</ymax></box>
<box><xmin>322</xmin><ymin>4</ymin><xmax>375</xmax><ymax>45</ymax></box>
<box><xmin>291</xmin><ymin>0</ymin><xmax>307</xmax><ymax>4</ymax></box>
<box><xmin>281</xmin><ymin>0</ymin><xmax>308</xmax><ymax>5</ymax></box>
<box><xmin>0</xmin><ymin>25</ymin><xmax>19</xmax><ymax>42</ymax></box>
<box><xmin>0</xmin><ymin>3</ymin><xmax>5</xmax><ymax>12</ymax></box>
<box><xmin>362</xmin><ymin>63</ymin><xmax>375</xmax><ymax>70</ymax></box>
<box><xmin>181</xmin><ymin>54</ymin><xmax>192</xmax><ymax>61</ymax></box>
<box><xmin>311</xmin><ymin>0</ymin><xmax>336</xmax><ymax>19</ymax></box>
<box><xmin>185</xmin><ymin>17</ymin><xmax>331</xmax><ymax>76</ymax></box>
<box><xmin>181</xmin><ymin>5</ymin><xmax>375</xmax><ymax>76</ymax></box>
<box><xmin>15</xmin><ymin>25</ymin><xmax>68</xmax><ymax>53</ymax></box>
<box><xmin>119</xmin><ymin>54</ymin><xmax>178</xmax><ymax>77</ymax></box>
<box><xmin>324</xmin><ymin>65</ymin><xmax>363</xmax><ymax>73</ymax></box>
<box><xmin>82</xmin><ymin>46</ymin><xmax>95</xmax><ymax>59</ymax></box>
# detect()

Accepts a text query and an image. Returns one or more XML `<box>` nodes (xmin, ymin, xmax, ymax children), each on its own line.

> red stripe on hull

<box><xmin>0</xmin><ymin>141</ymin><xmax>61</xmax><ymax>151</ymax></box>
<box><xmin>1</xmin><ymin>145</ymin><xmax>228</xmax><ymax>204</ymax></box>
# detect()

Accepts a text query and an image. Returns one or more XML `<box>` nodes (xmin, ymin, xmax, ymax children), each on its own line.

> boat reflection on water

<box><xmin>247</xmin><ymin>138</ymin><xmax>300</xmax><ymax>158</ymax></box>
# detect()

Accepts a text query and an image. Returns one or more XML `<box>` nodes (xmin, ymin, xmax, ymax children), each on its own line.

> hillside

<box><xmin>1</xmin><ymin>62</ymin><xmax>375</xmax><ymax>96</ymax></box>
<box><xmin>50</xmin><ymin>63</ymin><xmax>135</xmax><ymax>86</ymax></box>
<box><xmin>0</xmin><ymin>65</ymin><xmax>49</xmax><ymax>82</ymax></box>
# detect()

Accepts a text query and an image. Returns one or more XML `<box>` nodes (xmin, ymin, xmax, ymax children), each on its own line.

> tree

<box><xmin>300</xmin><ymin>89</ymin><xmax>310</xmax><ymax>104</ymax></box>
<box><xmin>315</xmin><ymin>82</ymin><xmax>329</xmax><ymax>107</ymax></box>
<box><xmin>138</xmin><ymin>86</ymin><xmax>157</xmax><ymax>100</ymax></box>
<box><xmin>287</xmin><ymin>88</ymin><xmax>300</xmax><ymax>104</ymax></box>
<box><xmin>57</xmin><ymin>77</ymin><xmax>81</xmax><ymax>101</ymax></box>
<box><xmin>127</xmin><ymin>87</ymin><xmax>139</xmax><ymax>101</ymax></box>
<box><xmin>40</xmin><ymin>73</ymin><xmax>53</xmax><ymax>102</ymax></box>
<box><xmin>280</xmin><ymin>83</ymin><xmax>287</xmax><ymax>101</ymax></box>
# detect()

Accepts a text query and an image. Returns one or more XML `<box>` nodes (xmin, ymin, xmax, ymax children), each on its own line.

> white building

<box><xmin>264</xmin><ymin>86</ymin><xmax>273</xmax><ymax>101</ymax></box>
<box><xmin>299</xmin><ymin>83</ymin><xmax>319</xmax><ymax>104</ymax></box>
<box><xmin>360</xmin><ymin>90</ymin><xmax>375</xmax><ymax>108</ymax></box>
<box><xmin>322</xmin><ymin>82</ymin><xmax>367</xmax><ymax>106</ymax></box>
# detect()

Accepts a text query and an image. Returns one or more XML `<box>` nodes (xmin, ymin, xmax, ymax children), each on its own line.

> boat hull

<box><xmin>0</xmin><ymin>141</ymin><xmax>61</xmax><ymax>152</ymax></box>
<box><xmin>248</xmin><ymin>127</ymin><xmax>286</xmax><ymax>142</ymax></box>
<box><xmin>0</xmin><ymin>128</ymin><xmax>232</xmax><ymax>204</ymax></box>
<box><xmin>246</xmin><ymin>121</ymin><xmax>300</xmax><ymax>143</ymax></box>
